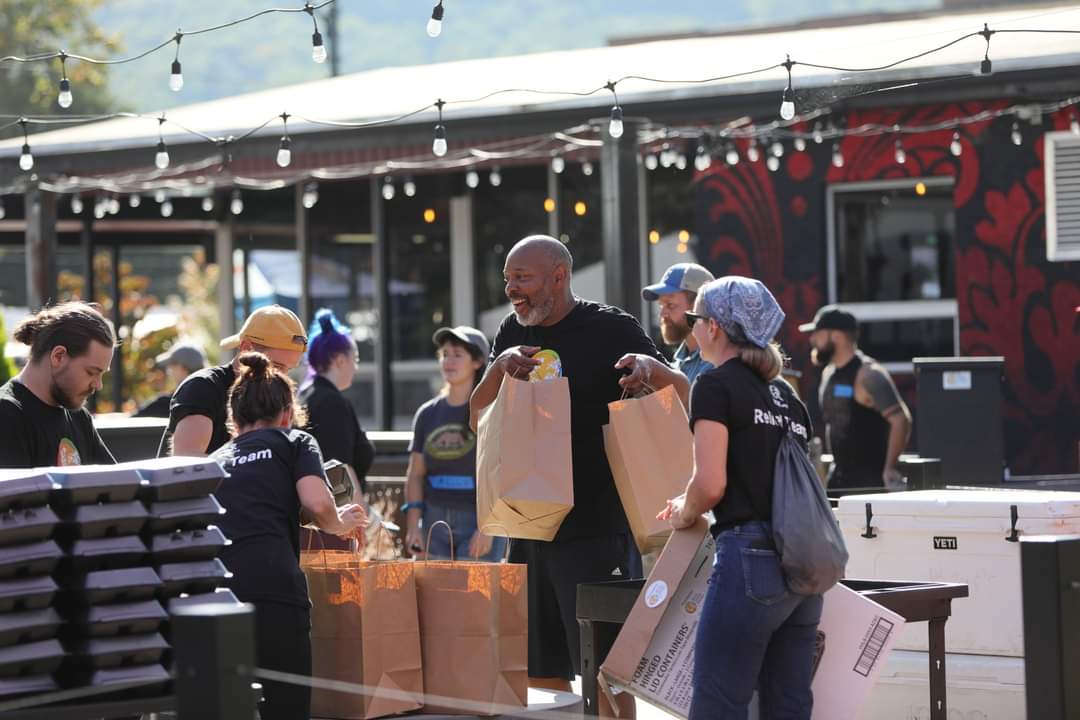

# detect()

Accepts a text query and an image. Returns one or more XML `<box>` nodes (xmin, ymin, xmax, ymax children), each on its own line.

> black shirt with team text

<box><xmin>211</xmin><ymin>427</ymin><xmax>326</xmax><ymax>609</ymax></box>
<box><xmin>157</xmin><ymin>363</ymin><xmax>235</xmax><ymax>457</ymax></box>
<box><xmin>0</xmin><ymin>379</ymin><xmax>115</xmax><ymax>468</ymax></box>
<box><xmin>489</xmin><ymin>300</ymin><xmax>668</xmax><ymax>542</ymax></box>
<box><xmin>689</xmin><ymin>359</ymin><xmax>812</xmax><ymax>535</ymax></box>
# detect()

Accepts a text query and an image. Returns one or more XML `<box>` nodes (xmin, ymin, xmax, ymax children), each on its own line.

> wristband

<box><xmin>401</xmin><ymin>501</ymin><xmax>426</xmax><ymax>512</ymax></box>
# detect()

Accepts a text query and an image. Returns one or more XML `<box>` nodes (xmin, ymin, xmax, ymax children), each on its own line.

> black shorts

<box><xmin>509</xmin><ymin>533</ymin><xmax>641</xmax><ymax>680</ymax></box>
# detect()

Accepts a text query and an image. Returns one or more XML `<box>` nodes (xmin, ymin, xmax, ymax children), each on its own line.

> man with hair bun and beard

<box><xmin>471</xmin><ymin>235</ymin><xmax>690</xmax><ymax>717</ymax></box>
<box><xmin>0</xmin><ymin>302</ymin><xmax>117</xmax><ymax>467</ymax></box>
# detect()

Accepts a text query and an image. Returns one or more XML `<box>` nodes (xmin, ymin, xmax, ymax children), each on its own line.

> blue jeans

<box><xmin>422</xmin><ymin>502</ymin><xmax>507</xmax><ymax>562</ymax></box>
<box><xmin>689</xmin><ymin>522</ymin><xmax>824</xmax><ymax>720</ymax></box>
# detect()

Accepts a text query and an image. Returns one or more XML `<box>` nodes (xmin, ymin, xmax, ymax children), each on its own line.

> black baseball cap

<box><xmin>798</xmin><ymin>305</ymin><xmax>857</xmax><ymax>333</ymax></box>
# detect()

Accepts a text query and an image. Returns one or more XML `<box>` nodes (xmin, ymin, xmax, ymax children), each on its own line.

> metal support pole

<box><xmin>110</xmin><ymin>247</ymin><xmax>123</xmax><ymax>411</ymax></box>
<box><xmin>601</xmin><ymin>119</ymin><xmax>643</xmax><ymax>319</ymax></box>
<box><xmin>214</xmin><ymin>209</ymin><xmax>236</xmax><ymax>341</ymax></box>
<box><xmin>371</xmin><ymin>180</ymin><xmax>393</xmax><ymax>429</ymax></box>
<box><xmin>296</xmin><ymin>183</ymin><xmax>312</xmax><ymax>325</ymax></box>
<box><xmin>81</xmin><ymin>214</ymin><xmax>96</xmax><ymax>413</ymax></box>
<box><xmin>173</xmin><ymin>603</ymin><xmax>257</xmax><ymax>720</ymax></box>
<box><xmin>547</xmin><ymin>162</ymin><xmax>560</xmax><ymax>239</ymax></box>
<box><xmin>24</xmin><ymin>184</ymin><xmax>57</xmax><ymax>310</ymax></box>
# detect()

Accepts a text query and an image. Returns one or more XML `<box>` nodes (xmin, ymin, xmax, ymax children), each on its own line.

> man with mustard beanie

<box><xmin>158</xmin><ymin>305</ymin><xmax>307</xmax><ymax>457</ymax></box>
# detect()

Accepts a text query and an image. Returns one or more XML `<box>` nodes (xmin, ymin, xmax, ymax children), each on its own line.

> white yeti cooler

<box><xmin>837</xmin><ymin>489</ymin><xmax>1080</xmax><ymax>657</ymax></box>
<box><xmin>861</xmin><ymin>650</ymin><xmax>1026</xmax><ymax>720</ymax></box>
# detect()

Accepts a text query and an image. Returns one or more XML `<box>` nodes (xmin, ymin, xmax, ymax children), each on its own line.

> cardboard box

<box><xmin>600</xmin><ymin>521</ymin><xmax>905</xmax><ymax>719</ymax></box>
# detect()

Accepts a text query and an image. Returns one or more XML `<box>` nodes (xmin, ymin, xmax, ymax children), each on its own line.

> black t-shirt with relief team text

<box><xmin>689</xmin><ymin>359</ymin><xmax>812</xmax><ymax>535</ymax></box>
<box><xmin>211</xmin><ymin>427</ymin><xmax>326</xmax><ymax>609</ymax></box>
<box><xmin>489</xmin><ymin>300</ymin><xmax>668</xmax><ymax>542</ymax></box>
<box><xmin>157</xmin><ymin>363</ymin><xmax>235</xmax><ymax>457</ymax></box>
<box><xmin>0</xmin><ymin>379</ymin><xmax>115</xmax><ymax>468</ymax></box>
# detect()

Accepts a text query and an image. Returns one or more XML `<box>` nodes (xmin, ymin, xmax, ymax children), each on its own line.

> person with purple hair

<box><xmin>298</xmin><ymin>310</ymin><xmax>375</xmax><ymax>550</ymax></box>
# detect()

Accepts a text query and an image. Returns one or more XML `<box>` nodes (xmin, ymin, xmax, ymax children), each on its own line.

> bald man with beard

<box><xmin>471</xmin><ymin>235</ymin><xmax>689</xmax><ymax>716</ymax></box>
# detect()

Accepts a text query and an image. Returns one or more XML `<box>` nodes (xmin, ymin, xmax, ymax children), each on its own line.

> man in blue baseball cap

<box><xmin>642</xmin><ymin>262</ymin><xmax>716</xmax><ymax>384</ymax></box>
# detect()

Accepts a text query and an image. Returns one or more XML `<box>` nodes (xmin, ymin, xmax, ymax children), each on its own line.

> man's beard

<box><xmin>513</xmin><ymin>293</ymin><xmax>555</xmax><ymax>327</ymax></box>
<box><xmin>811</xmin><ymin>342</ymin><xmax>836</xmax><ymax>368</ymax></box>
<box><xmin>661</xmin><ymin>319</ymin><xmax>690</xmax><ymax>346</ymax></box>
<box><xmin>50</xmin><ymin>377</ymin><xmax>86</xmax><ymax>410</ymax></box>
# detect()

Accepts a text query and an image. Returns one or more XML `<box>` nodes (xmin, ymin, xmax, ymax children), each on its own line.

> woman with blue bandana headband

<box><xmin>658</xmin><ymin>276</ymin><xmax>822</xmax><ymax>719</ymax></box>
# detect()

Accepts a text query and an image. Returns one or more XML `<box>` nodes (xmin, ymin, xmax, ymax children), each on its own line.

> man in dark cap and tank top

<box><xmin>800</xmin><ymin>305</ymin><xmax>911</xmax><ymax>490</ymax></box>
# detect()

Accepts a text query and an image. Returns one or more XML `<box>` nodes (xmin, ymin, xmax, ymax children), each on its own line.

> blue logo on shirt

<box><xmin>833</xmin><ymin>384</ymin><xmax>855</xmax><ymax>399</ymax></box>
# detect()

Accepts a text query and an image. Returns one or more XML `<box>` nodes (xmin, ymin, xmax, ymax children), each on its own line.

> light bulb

<box><xmin>747</xmin><ymin>142</ymin><xmax>760</xmax><ymax>163</ymax></box>
<box><xmin>58</xmin><ymin>79</ymin><xmax>72</xmax><ymax>109</ymax></box>
<box><xmin>1071</xmin><ymin>115</ymin><xmax>1080</xmax><ymax>135</ymax></box>
<box><xmin>427</xmin><ymin>3</ymin><xmax>444</xmax><ymax>37</ymax></box>
<box><xmin>0</xmin><ymin>202</ymin><xmax>4</xmax><ymax>220</ymax></box>
<box><xmin>432</xmin><ymin>124</ymin><xmax>447</xmax><ymax>157</ymax></box>
<box><xmin>489</xmin><ymin>167</ymin><xmax>502</xmax><ymax>187</ymax></box>
<box><xmin>155</xmin><ymin>140</ymin><xmax>170</xmax><ymax>170</ymax></box>
<box><xmin>160</xmin><ymin>200</ymin><xmax>173</xmax><ymax>217</ymax></box>
<box><xmin>981</xmin><ymin>58</ymin><xmax>992</xmax><ymax>75</ymax></box>
<box><xmin>129</xmin><ymin>194</ymin><xmax>141</xmax><ymax>208</ymax></box>
<box><xmin>312</xmin><ymin>31</ymin><xmax>327</xmax><ymax>63</ymax></box>
<box><xmin>608</xmin><ymin>106</ymin><xmax>624</xmax><ymax>139</ymax></box>
<box><xmin>675</xmin><ymin>154</ymin><xmax>687</xmax><ymax>170</ymax></box>
<box><xmin>694</xmin><ymin>151</ymin><xmax>711</xmax><ymax>172</ymax></box>
<box><xmin>71</xmin><ymin>195</ymin><xmax>83</xmax><ymax>214</ymax></box>
<box><xmin>659</xmin><ymin>146</ymin><xmax>674</xmax><ymax>168</ymax></box>
<box><xmin>1011</xmin><ymin>122</ymin><xmax>1022</xmax><ymax>146</ymax></box>
<box><xmin>302</xmin><ymin>184</ymin><xmax>318</xmax><ymax>208</ymax></box>
<box><xmin>465</xmin><ymin>170</ymin><xmax>479</xmax><ymax>188</ymax></box>
<box><xmin>382</xmin><ymin>178</ymin><xmax>396</xmax><ymax>200</ymax></box>
<box><xmin>766</xmin><ymin>155</ymin><xmax>780</xmax><ymax>172</ymax></box>
<box><xmin>794</xmin><ymin>137</ymin><xmax>807</xmax><ymax>152</ymax></box>
<box><xmin>725</xmin><ymin>146</ymin><xmax>739</xmax><ymax>166</ymax></box>
<box><xmin>108</xmin><ymin>197</ymin><xmax>120</xmax><ymax>215</ymax></box>
<box><xmin>19</xmin><ymin>144</ymin><xmax>33</xmax><ymax>171</ymax></box>
<box><xmin>276</xmin><ymin>137</ymin><xmax>292</xmax><ymax>168</ymax></box>
<box><xmin>813</xmin><ymin>126</ymin><xmax>824</xmax><ymax>144</ymax></box>
<box><xmin>950</xmin><ymin>132</ymin><xmax>962</xmax><ymax>157</ymax></box>
<box><xmin>779</xmin><ymin>87</ymin><xmax>795</xmax><ymax>121</ymax></box>
<box><xmin>832</xmin><ymin>144</ymin><xmax>844</xmax><ymax>168</ymax></box>
<box><xmin>403</xmin><ymin>179</ymin><xmax>416</xmax><ymax>197</ymax></box>
<box><xmin>170</xmin><ymin>60</ymin><xmax>184</xmax><ymax>92</ymax></box>
<box><xmin>644</xmin><ymin>154</ymin><xmax>658</xmax><ymax>170</ymax></box>
<box><xmin>230</xmin><ymin>191</ymin><xmax>243</xmax><ymax>215</ymax></box>
<box><xmin>894</xmin><ymin>140</ymin><xmax>906</xmax><ymax>165</ymax></box>
<box><xmin>154</xmin><ymin>189</ymin><xmax>167</xmax><ymax>204</ymax></box>
<box><xmin>771</xmin><ymin>141</ymin><xmax>784</xmax><ymax>158</ymax></box>
<box><xmin>581</xmin><ymin>161</ymin><xmax>594</xmax><ymax>176</ymax></box>
<box><xmin>94</xmin><ymin>202</ymin><xmax>106</xmax><ymax>219</ymax></box>
<box><xmin>552</xmin><ymin>155</ymin><xmax>565</xmax><ymax>174</ymax></box>
<box><xmin>202</xmin><ymin>196</ymin><xmax>215</xmax><ymax>212</ymax></box>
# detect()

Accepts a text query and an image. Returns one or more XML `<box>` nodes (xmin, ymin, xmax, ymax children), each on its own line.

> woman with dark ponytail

<box><xmin>212</xmin><ymin>352</ymin><xmax>368</xmax><ymax>720</ymax></box>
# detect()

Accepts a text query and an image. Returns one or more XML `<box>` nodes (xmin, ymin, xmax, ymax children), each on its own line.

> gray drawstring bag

<box><xmin>772</xmin><ymin>427</ymin><xmax>849</xmax><ymax>595</ymax></box>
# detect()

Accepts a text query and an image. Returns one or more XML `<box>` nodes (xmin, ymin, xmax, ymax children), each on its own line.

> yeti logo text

<box><xmin>933</xmin><ymin>536</ymin><xmax>958</xmax><ymax>550</ymax></box>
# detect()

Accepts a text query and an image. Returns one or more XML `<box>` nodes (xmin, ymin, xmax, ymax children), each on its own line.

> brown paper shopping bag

<box><xmin>302</xmin><ymin>550</ymin><xmax>424</xmax><ymax>719</ymax></box>
<box><xmin>476</xmin><ymin>374</ymin><xmax>573</xmax><ymax>541</ymax></box>
<box><xmin>413</xmin><ymin>522</ymin><xmax>528</xmax><ymax>715</ymax></box>
<box><xmin>605</xmin><ymin>384</ymin><xmax>694</xmax><ymax>553</ymax></box>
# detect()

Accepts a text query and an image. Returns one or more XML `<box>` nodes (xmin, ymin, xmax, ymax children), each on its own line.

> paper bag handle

<box><xmin>424</xmin><ymin>519</ymin><xmax>455</xmax><ymax>562</ymax></box>
<box><xmin>476</xmin><ymin>523</ymin><xmax>514</xmax><ymax>562</ymax></box>
<box><xmin>618</xmin><ymin>380</ymin><xmax>658</xmax><ymax>402</ymax></box>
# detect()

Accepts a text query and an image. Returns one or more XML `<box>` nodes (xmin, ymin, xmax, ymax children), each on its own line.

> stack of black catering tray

<box><xmin>127</xmin><ymin>457</ymin><xmax>241</xmax><ymax>627</ymax></box>
<box><xmin>49</xmin><ymin>465</ymin><xmax>170</xmax><ymax>693</ymax></box>
<box><xmin>0</xmin><ymin>469</ymin><xmax>65</xmax><ymax>700</ymax></box>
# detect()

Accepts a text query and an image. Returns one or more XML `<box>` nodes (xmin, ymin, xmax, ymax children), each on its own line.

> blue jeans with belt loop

<box><xmin>689</xmin><ymin>521</ymin><xmax>824</xmax><ymax>720</ymax></box>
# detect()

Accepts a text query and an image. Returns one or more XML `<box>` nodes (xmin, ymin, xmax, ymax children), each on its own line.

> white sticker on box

<box><xmin>644</xmin><ymin>580</ymin><xmax>668</xmax><ymax>608</ymax></box>
<box><xmin>942</xmin><ymin>370</ymin><xmax>972</xmax><ymax>390</ymax></box>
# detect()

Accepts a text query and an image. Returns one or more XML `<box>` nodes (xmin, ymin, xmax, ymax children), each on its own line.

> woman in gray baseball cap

<box><xmin>658</xmin><ymin>276</ymin><xmax>821</xmax><ymax>719</ymax></box>
<box><xmin>403</xmin><ymin>326</ymin><xmax>506</xmax><ymax>562</ymax></box>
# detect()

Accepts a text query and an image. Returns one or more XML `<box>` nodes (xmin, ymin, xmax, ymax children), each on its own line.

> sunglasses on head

<box><xmin>685</xmin><ymin>312</ymin><xmax>707</xmax><ymax>330</ymax></box>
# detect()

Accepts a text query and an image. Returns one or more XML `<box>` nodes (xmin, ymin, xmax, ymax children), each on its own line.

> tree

<box><xmin>0</xmin><ymin>0</ymin><xmax>120</xmax><ymax>136</ymax></box>
<box><xmin>0</xmin><ymin>312</ymin><xmax>17</xmax><ymax>384</ymax></box>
